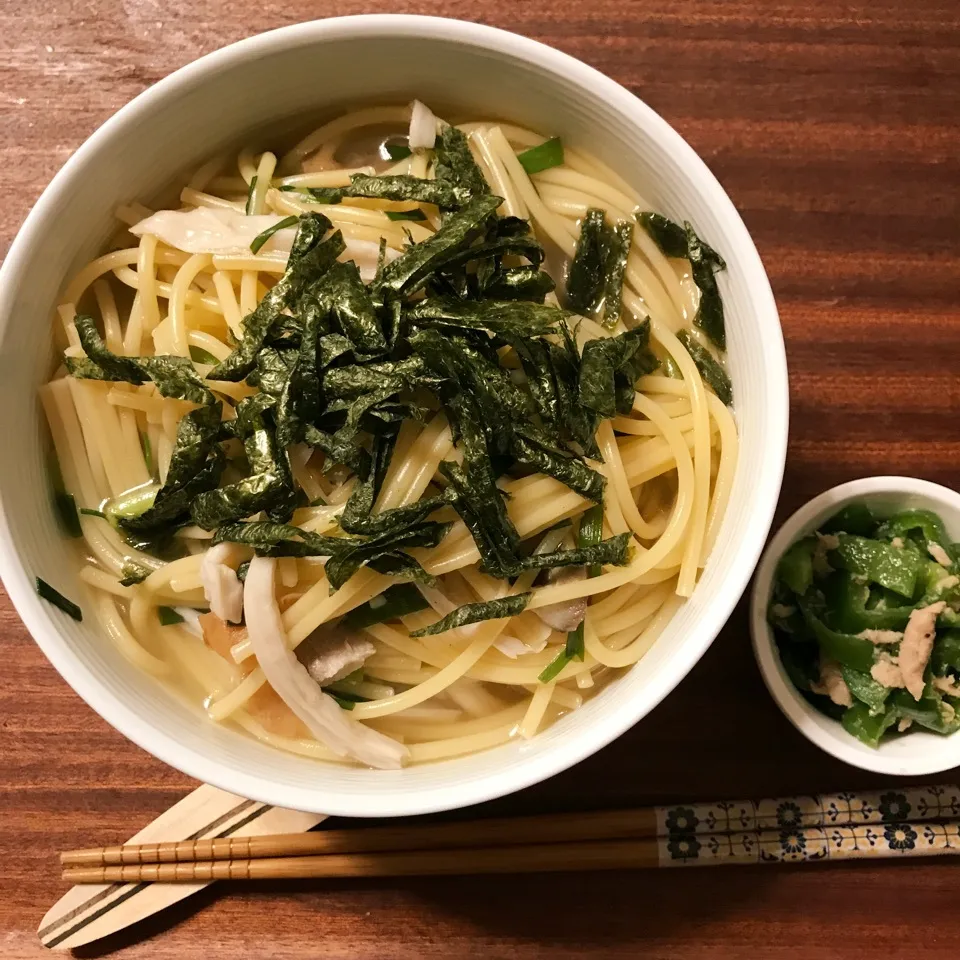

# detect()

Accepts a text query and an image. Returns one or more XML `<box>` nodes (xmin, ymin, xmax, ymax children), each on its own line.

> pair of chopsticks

<box><xmin>61</xmin><ymin>783</ymin><xmax>960</xmax><ymax>883</ymax></box>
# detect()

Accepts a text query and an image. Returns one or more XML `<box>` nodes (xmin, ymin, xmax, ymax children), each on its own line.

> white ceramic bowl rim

<box><xmin>751</xmin><ymin>476</ymin><xmax>960</xmax><ymax>776</ymax></box>
<box><xmin>0</xmin><ymin>15</ymin><xmax>787</xmax><ymax>815</ymax></box>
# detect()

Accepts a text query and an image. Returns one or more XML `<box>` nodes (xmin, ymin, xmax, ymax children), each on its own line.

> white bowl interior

<box><xmin>0</xmin><ymin>16</ymin><xmax>786</xmax><ymax>815</ymax></box>
<box><xmin>751</xmin><ymin>476</ymin><xmax>960</xmax><ymax>776</ymax></box>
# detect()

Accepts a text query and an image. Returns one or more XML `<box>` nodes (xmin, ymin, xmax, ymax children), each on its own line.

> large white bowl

<box><xmin>751</xmin><ymin>477</ymin><xmax>960</xmax><ymax>775</ymax></box>
<box><xmin>0</xmin><ymin>15</ymin><xmax>787</xmax><ymax>816</ymax></box>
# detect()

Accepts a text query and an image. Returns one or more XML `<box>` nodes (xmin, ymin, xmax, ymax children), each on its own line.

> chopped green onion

<box><xmin>79</xmin><ymin>508</ymin><xmax>106</xmax><ymax>518</ymax></box>
<box><xmin>342</xmin><ymin>583</ymin><xmax>430</xmax><ymax>630</ymax></box>
<box><xmin>157</xmin><ymin>606</ymin><xmax>185</xmax><ymax>625</ymax></box>
<box><xmin>140</xmin><ymin>432</ymin><xmax>153</xmax><ymax>475</ymax></box>
<box><xmin>538</xmin><ymin>648</ymin><xmax>570</xmax><ymax>684</ymax></box>
<box><xmin>188</xmin><ymin>345</ymin><xmax>220</xmax><ymax>366</ymax></box>
<box><xmin>385</xmin><ymin>209</ymin><xmax>427</xmax><ymax>222</ymax></box>
<box><xmin>244</xmin><ymin>175</ymin><xmax>258</xmax><ymax>215</ymax></box>
<box><xmin>578</xmin><ymin>504</ymin><xmax>605</xmax><ymax>577</ymax></box>
<box><xmin>36</xmin><ymin>578</ymin><xmax>82</xmax><ymax>621</ymax></box>
<box><xmin>104</xmin><ymin>483</ymin><xmax>160</xmax><ymax>525</ymax></box>
<box><xmin>249</xmin><ymin>215</ymin><xmax>299</xmax><ymax>254</ymax></box>
<box><xmin>54</xmin><ymin>491</ymin><xmax>82</xmax><ymax>539</ymax></box>
<box><xmin>517</xmin><ymin>137</ymin><xmax>564</xmax><ymax>175</ymax></box>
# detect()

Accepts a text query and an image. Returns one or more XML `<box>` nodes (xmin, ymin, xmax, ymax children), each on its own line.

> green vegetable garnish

<box><xmin>119</xmin><ymin>561</ymin><xmax>152</xmax><ymax>586</ymax></box>
<box><xmin>342</xmin><ymin>584</ymin><xmax>430</xmax><ymax>629</ymax></box>
<box><xmin>188</xmin><ymin>345</ymin><xmax>220</xmax><ymax>366</ymax></box>
<box><xmin>249</xmin><ymin>215</ymin><xmax>299</xmax><ymax>254</ymax></box>
<box><xmin>410</xmin><ymin>593</ymin><xmax>531</xmax><ymax>638</ymax></box>
<box><xmin>157</xmin><ymin>606</ymin><xmax>185</xmax><ymax>625</ymax></box>
<box><xmin>245</xmin><ymin>175</ymin><xmax>258</xmax><ymax>215</ymax></box>
<box><xmin>36</xmin><ymin>578</ymin><xmax>82</xmax><ymax>621</ymax></box>
<box><xmin>636</xmin><ymin>212</ymin><xmax>726</xmax><ymax>348</ymax></box>
<box><xmin>385</xmin><ymin>209</ymin><xmax>427</xmax><ymax>222</ymax></box>
<box><xmin>677</xmin><ymin>330</ymin><xmax>732</xmax><ymax>406</ymax></box>
<box><xmin>517</xmin><ymin>137</ymin><xmax>564</xmax><ymax>175</ymax></box>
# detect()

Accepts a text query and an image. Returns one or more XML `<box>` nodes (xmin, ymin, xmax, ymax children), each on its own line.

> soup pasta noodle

<box><xmin>40</xmin><ymin>102</ymin><xmax>738</xmax><ymax>769</ymax></box>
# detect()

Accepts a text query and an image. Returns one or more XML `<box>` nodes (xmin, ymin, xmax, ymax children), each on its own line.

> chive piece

<box><xmin>54</xmin><ymin>491</ymin><xmax>82</xmax><ymax>539</ymax></box>
<box><xmin>249</xmin><ymin>215</ymin><xmax>299</xmax><ymax>254</ymax></box>
<box><xmin>188</xmin><ymin>345</ymin><xmax>220</xmax><ymax>366</ymax></box>
<box><xmin>385</xmin><ymin>143</ymin><xmax>412</xmax><ymax>161</ymax></box>
<box><xmin>538</xmin><ymin>648</ymin><xmax>570</xmax><ymax>683</ymax></box>
<box><xmin>565</xmin><ymin>622</ymin><xmax>586</xmax><ymax>661</ymax></box>
<box><xmin>676</xmin><ymin>330</ymin><xmax>733</xmax><ymax>406</ymax></box>
<box><xmin>35</xmin><ymin>578</ymin><xmax>82</xmax><ymax>621</ymax></box>
<box><xmin>342</xmin><ymin>583</ymin><xmax>430</xmax><ymax>630</ymax></box>
<box><xmin>517</xmin><ymin>137</ymin><xmax>564</xmax><ymax>175</ymax></box>
<box><xmin>140</xmin><ymin>432</ymin><xmax>153</xmax><ymax>474</ymax></box>
<box><xmin>79</xmin><ymin>508</ymin><xmax>105</xmax><ymax>518</ymax></box>
<box><xmin>157</xmin><ymin>606</ymin><xmax>185</xmax><ymax>626</ymax></box>
<box><xmin>104</xmin><ymin>483</ymin><xmax>161</xmax><ymax>525</ymax></box>
<box><xmin>385</xmin><ymin>209</ymin><xmax>427</xmax><ymax>222</ymax></box>
<box><xmin>245</xmin><ymin>174</ymin><xmax>258</xmax><ymax>215</ymax></box>
<box><xmin>329</xmin><ymin>694</ymin><xmax>357</xmax><ymax>710</ymax></box>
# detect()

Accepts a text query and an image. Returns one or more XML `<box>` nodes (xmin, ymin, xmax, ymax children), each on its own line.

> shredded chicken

<box><xmin>928</xmin><ymin>542</ymin><xmax>953</xmax><ymax>567</ymax></box>
<box><xmin>812</xmin><ymin>533</ymin><xmax>839</xmax><ymax>576</ymax></box>
<box><xmin>891</xmin><ymin>537</ymin><xmax>905</xmax><ymax>549</ymax></box>
<box><xmin>244</xmin><ymin>557</ymin><xmax>408</xmax><ymax>769</ymax></box>
<box><xmin>536</xmin><ymin>567</ymin><xmax>588</xmax><ymax>633</ymax></box>
<box><xmin>936</xmin><ymin>575</ymin><xmax>959</xmax><ymax>592</ymax></box>
<box><xmin>897</xmin><ymin>717</ymin><xmax>913</xmax><ymax>732</ymax></box>
<box><xmin>857</xmin><ymin>628</ymin><xmax>904</xmax><ymax>645</ymax></box>
<box><xmin>811</xmin><ymin>658</ymin><xmax>853</xmax><ymax>707</ymax></box>
<box><xmin>871</xmin><ymin>653</ymin><xmax>905</xmax><ymax>689</ymax></box>
<box><xmin>200</xmin><ymin>543</ymin><xmax>244</xmax><ymax>624</ymax></box>
<box><xmin>900</xmin><ymin>601</ymin><xmax>945</xmax><ymax>700</ymax></box>
<box><xmin>295</xmin><ymin>624</ymin><xmax>375</xmax><ymax>685</ymax></box>
<box><xmin>933</xmin><ymin>674</ymin><xmax>960</xmax><ymax>697</ymax></box>
<box><xmin>771</xmin><ymin>604</ymin><xmax>796</xmax><ymax>619</ymax></box>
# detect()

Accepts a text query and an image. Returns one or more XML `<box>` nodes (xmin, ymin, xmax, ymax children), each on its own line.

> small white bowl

<box><xmin>0</xmin><ymin>15</ymin><xmax>786</xmax><ymax>816</ymax></box>
<box><xmin>751</xmin><ymin>476</ymin><xmax>960</xmax><ymax>775</ymax></box>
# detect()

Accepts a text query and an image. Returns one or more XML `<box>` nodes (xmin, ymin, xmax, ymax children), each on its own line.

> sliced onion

<box><xmin>244</xmin><ymin>557</ymin><xmax>408</xmax><ymax>769</ymax></box>
<box><xmin>408</xmin><ymin>100</ymin><xmax>438</xmax><ymax>150</ymax></box>
<box><xmin>200</xmin><ymin>543</ymin><xmax>244</xmax><ymax>625</ymax></box>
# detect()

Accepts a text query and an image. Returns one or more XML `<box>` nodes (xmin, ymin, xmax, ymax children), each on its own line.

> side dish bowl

<box><xmin>751</xmin><ymin>476</ymin><xmax>960</xmax><ymax>775</ymax></box>
<box><xmin>0</xmin><ymin>15</ymin><xmax>786</xmax><ymax>815</ymax></box>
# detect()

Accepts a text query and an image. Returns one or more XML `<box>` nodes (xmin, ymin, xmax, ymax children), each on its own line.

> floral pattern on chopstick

<box><xmin>656</xmin><ymin>784</ymin><xmax>960</xmax><ymax>866</ymax></box>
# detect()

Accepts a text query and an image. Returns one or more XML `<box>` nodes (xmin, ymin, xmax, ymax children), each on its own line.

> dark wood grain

<box><xmin>2</xmin><ymin>2</ymin><xmax>959</xmax><ymax>957</ymax></box>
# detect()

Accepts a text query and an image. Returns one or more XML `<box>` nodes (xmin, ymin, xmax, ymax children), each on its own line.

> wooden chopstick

<box><xmin>61</xmin><ymin>782</ymin><xmax>960</xmax><ymax>868</ymax></box>
<box><xmin>61</xmin><ymin>819</ymin><xmax>960</xmax><ymax>884</ymax></box>
<box><xmin>60</xmin><ymin>808</ymin><xmax>656</xmax><ymax>867</ymax></box>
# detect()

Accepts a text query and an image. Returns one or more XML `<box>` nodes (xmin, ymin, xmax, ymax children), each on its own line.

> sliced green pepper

<box><xmin>776</xmin><ymin>537</ymin><xmax>816</xmax><ymax>596</ymax></box>
<box><xmin>823</xmin><ymin>572</ymin><xmax>911</xmax><ymax>633</ymax></box>
<box><xmin>775</xmin><ymin>633</ymin><xmax>820</xmax><ymax>691</ymax></box>
<box><xmin>877</xmin><ymin>509</ymin><xmax>956</xmax><ymax>563</ymax></box>
<box><xmin>888</xmin><ymin>689</ymin><xmax>960</xmax><ymax>735</ymax></box>
<box><xmin>841</xmin><ymin>665</ymin><xmax>890</xmax><ymax>714</ymax></box>
<box><xmin>841</xmin><ymin>701</ymin><xmax>898</xmax><ymax>748</ymax></box>
<box><xmin>821</xmin><ymin>503</ymin><xmax>878</xmax><ymax>538</ymax></box>
<box><xmin>800</xmin><ymin>601</ymin><xmax>876</xmax><ymax>672</ymax></box>
<box><xmin>830</xmin><ymin>533</ymin><xmax>923</xmax><ymax>599</ymax></box>
<box><xmin>932</xmin><ymin>629</ymin><xmax>960</xmax><ymax>675</ymax></box>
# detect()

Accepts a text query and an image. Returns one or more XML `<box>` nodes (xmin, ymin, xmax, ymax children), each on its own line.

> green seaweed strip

<box><xmin>676</xmin><ymin>330</ymin><xmax>733</xmax><ymax>406</ymax></box>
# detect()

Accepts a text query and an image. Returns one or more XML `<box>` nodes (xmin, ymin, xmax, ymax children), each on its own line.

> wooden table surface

<box><xmin>3</xmin><ymin>1</ymin><xmax>960</xmax><ymax>957</ymax></box>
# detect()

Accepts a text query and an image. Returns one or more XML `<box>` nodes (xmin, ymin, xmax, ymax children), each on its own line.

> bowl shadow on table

<box><xmin>73</xmin><ymin>595</ymin><xmax>945</xmax><ymax>957</ymax></box>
